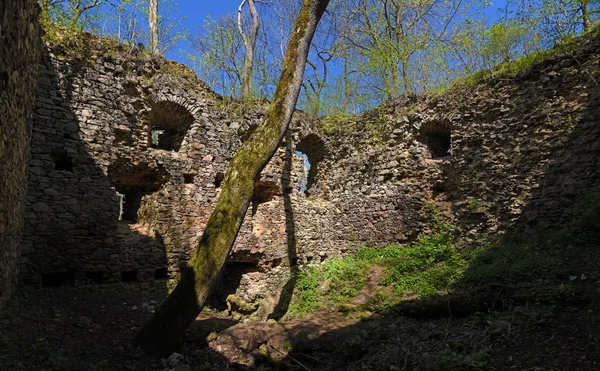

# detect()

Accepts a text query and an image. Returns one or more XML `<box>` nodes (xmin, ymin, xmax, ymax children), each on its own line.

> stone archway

<box><xmin>147</xmin><ymin>100</ymin><xmax>195</xmax><ymax>151</ymax></box>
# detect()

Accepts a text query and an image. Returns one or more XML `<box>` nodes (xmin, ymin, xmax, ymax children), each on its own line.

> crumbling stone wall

<box><xmin>20</xmin><ymin>42</ymin><xmax>328</xmax><ymax>302</ymax></box>
<box><xmin>0</xmin><ymin>0</ymin><xmax>41</xmax><ymax>308</ymax></box>
<box><xmin>402</xmin><ymin>35</ymin><xmax>600</xmax><ymax>237</ymax></box>
<box><xmin>20</xmin><ymin>31</ymin><xmax>600</xmax><ymax>318</ymax></box>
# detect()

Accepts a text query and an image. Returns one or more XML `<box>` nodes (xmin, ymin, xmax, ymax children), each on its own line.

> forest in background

<box><xmin>41</xmin><ymin>0</ymin><xmax>600</xmax><ymax>115</ymax></box>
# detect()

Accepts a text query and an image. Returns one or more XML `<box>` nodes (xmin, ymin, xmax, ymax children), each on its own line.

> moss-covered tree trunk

<box><xmin>133</xmin><ymin>0</ymin><xmax>330</xmax><ymax>356</ymax></box>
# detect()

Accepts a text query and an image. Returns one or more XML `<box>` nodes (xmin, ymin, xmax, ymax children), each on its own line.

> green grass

<box><xmin>287</xmin><ymin>209</ymin><xmax>465</xmax><ymax>316</ymax></box>
<box><xmin>287</xmin><ymin>258</ymin><xmax>370</xmax><ymax>316</ymax></box>
<box><xmin>360</xmin><ymin>228</ymin><xmax>465</xmax><ymax>298</ymax></box>
<box><xmin>286</xmin><ymin>189</ymin><xmax>600</xmax><ymax>317</ymax></box>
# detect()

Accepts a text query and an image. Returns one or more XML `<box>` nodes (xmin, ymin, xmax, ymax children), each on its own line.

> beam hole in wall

<box><xmin>251</xmin><ymin>180</ymin><xmax>280</xmax><ymax>215</ymax></box>
<box><xmin>121</xmin><ymin>269</ymin><xmax>138</xmax><ymax>282</ymax></box>
<box><xmin>41</xmin><ymin>271</ymin><xmax>75</xmax><ymax>287</ymax></box>
<box><xmin>84</xmin><ymin>271</ymin><xmax>107</xmax><ymax>284</ymax></box>
<box><xmin>183</xmin><ymin>173</ymin><xmax>194</xmax><ymax>184</ymax></box>
<box><xmin>214</xmin><ymin>172</ymin><xmax>225</xmax><ymax>188</ymax></box>
<box><xmin>295</xmin><ymin>134</ymin><xmax>326</xmax><ymax>195</ymax></box>
<box><xmin>154</xmin><ymin>267</ymin><xmax>169</xmax><ymax>280</ymax></box>
<box><xmin>53</xmin><ymin>149</ymin><xmax>74</xmax><ymax>172</ymax></box>
<box><xmin>148</xmin><ymin>100</ymin><xmax>195</xmax><ymax>151</ymax></box>
<box><xmin>114</xmin><ymin>128</ymin><xmax>134</xmax><ymax>147</ymax></box>
<box><xmin>417</xmin><ymin>122</ymin><xmax>452</xmax><ymax>159</ymax></box>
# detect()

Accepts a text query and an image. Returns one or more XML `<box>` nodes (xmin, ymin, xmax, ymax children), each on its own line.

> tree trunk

<box><xmin>401</xmin><ymin>56</ymin><xmax>411</xmax><ymax>95</ymax></box>
<box><xmin>238</xmin><ymin>0</ymin><xmax>260</xmax><ymax>99</ymax></box>
<box><xmin>149</xmin><ymin>0</ymin><xmax>159</xmax><ymax>55</ymax></box>
<box><xmin>133</xmin><ymin>0</ymin><xmax>330</xmax><ymax>356</ymax></box>
<box><xmin>581</xmin><ymin>0</ymin><xmax>591</xmax><ymax>32</ymax></box>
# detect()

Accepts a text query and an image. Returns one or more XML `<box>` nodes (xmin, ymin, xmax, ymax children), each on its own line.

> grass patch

<box><xmin>360</xmin><ymin>235</ymin><xmax>465</xmax><ymax>298</ymax></box>
<box><xmin>286</xmin><ymin>189</ymin><xmax>600</xmax><ymax>317</ymax></box>
<box><xmin>462</xmin><ymin>241</ymin><xmax>565</xmax><ymax>287</ymax></box>
<box><xmin>286</xmin><ymin>258</ymin><xmax>370</xmax><ymax>317</ymax></box>
<box><xmin>287</xmin><ymin>209</ymin><xmax>465</xmax><ymax>316</ymax></box>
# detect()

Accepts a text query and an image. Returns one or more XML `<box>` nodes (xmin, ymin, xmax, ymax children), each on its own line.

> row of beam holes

<box><xmin>40</xmin><ymin>268</ymin><xmax>169</xmax><ymax>287</ymax></box>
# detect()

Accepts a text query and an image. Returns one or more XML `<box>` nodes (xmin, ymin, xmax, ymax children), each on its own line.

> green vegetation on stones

<box><xmin>287</xmin><ymin>258</ymin><xmax>369</xmax><ymax>317</ymax></box>
<box><xmin>286</xmin><ymin>190</ymin><xmax>600</xmax><ymax>316</ymax></box>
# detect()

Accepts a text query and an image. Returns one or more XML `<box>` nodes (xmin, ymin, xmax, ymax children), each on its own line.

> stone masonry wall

<box><xmin>20</xmin><ymin>40</ymin><xmax>358</xmax><ymax>311</ymax></box>
<box><xmin>20</xmin><ymin>30</ymin><xmax>600</xmax><ymax>318</ymax></box>
<box><xmin>0</xmin><ymin>0</ymin><xmax>41</xmax><ymax>309</ymax></box>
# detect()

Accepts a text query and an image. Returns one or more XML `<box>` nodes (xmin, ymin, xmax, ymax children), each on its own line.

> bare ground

<box><xmin>1</xmin><ymin>277</ymin><xmax>598</xmax><ymax>371</ymax></box>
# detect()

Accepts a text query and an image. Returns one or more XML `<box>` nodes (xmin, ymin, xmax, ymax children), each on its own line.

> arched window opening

<box><xmin>108</xmin><ymin>160</ymin><xmax>170</xmax><ymax>224</ymax></box>
<box><xmin>295</xmin><ymin>151</ymin><xmax>311</xmax><ymax>194</ymax></box>
<box><xmin>295</xmin><ymin>134</ymin><xmax>326</xmax><ymax>195</ymax></box>
<box><xmin>418</xmin><ymin>122</ymin><xmax>452</xmax><ymax>159</ymax></box>
<box><xmin>148</xmin><ymin>101</ymin><xmax>195</xmax><ymax>151</ymax></box>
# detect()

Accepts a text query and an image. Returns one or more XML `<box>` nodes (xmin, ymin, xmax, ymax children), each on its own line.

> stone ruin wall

<box><xmin>19</xmin><ymin>32</ymin><xmax>600</xmax><ymax>316</ymax></box>
<box><xmin>19</xmin><ymin>43</ymin><xmax>438</xmax><ymax>314</ymax></box>
<box><xmin>320</xmin><ymin>32</ymin><xmax>600</xmax><ymax>245</ymax></box>
<box><xmin>0</xmin><ymin>0</ymin><xmax>41</xmax><ymax>309</ymax></box>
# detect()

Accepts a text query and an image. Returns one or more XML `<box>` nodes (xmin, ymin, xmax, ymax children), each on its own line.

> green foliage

<box><xmin>41</xmin><ymin>0</ymin><xmax>186</xmax><ymax>56</ymax></box>
<box><xmin>287</xmin><ymin>258</ymin><xmax>369</xmax><ymax>317</ymax></box>
<box><xmin>550</xmin><ymin>188</ymin><xmax>600</xmax><ymax>244</ymax></box>
<box><xmin>287</xmin><ymin>208</ymin><xmax>466</xmax><ymax>316</ymax></box>
<box><xmin>448</xmin><ymin>24</ymin><xmax>600</xmax><ymax>91</ymax></box>
<box><xmin>320</xmin><ymin>113</ymin><xmax>356</xmax><ymax>135</ymax></box>
<box><xmin>462</xmin><ymin>242</ymin><xmax>564</xmax><ymax>286</ymax></box>
<box><xmin>466</xmin><ymin>199</ymin><xmax>481</xmax><ymax>211</ymax></box>
<box><xmin>360</xmin><ymin>213</ymin><xmax>465</xmax><ymax>298</ymax></box>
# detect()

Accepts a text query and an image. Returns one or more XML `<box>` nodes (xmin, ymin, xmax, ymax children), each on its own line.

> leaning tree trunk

<box><xmin>133</xmin><ymin>0</ymin><xmax>330</xmax><ymax>356</ymax></box>
<box><xmin>149</xmin><ymin>0</ymin><xmax>159</xmax><ymax>55</ymax></box>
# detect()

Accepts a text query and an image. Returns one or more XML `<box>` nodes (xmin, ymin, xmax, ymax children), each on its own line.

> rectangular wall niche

<box><xmin>52</xmin><ymin>149</ymin><xmax>74</xmax><ymax>172</ymax></box>
<box><xmin>154</xmin><ymin>268</ymin><xmax>169</xmax><ymax>280</ymax></box>
<box><xmin>84</xmin><ymin>271</ymin><xmax>107</xmax><ymax>284</ymax></box>
<box><xmin>41</xmin><ymin>271</ymin><xmax>75</xmax><ymax>287</ymax></box>
<box><xmin>121</xmin><ymin>269</ymin><xmax>138</xmax><ymax>282</ymax></box>
<box><xmin>417</xmin><ymin>122</ymin><xmax>452</xmax><ymax>159</ymax></box>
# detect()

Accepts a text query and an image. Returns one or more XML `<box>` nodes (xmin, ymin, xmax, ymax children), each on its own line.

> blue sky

<box><xmin>167</xmin><ymin>0</ymin><xmax>511</xmax><ymax>62</ymax></box>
